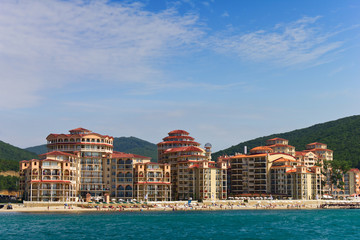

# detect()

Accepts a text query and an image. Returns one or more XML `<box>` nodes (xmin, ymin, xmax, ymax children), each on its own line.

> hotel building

<box><xmin>217</xmin><ymin>155</ymin><xmax>232</xmax><ymax>196</ymax></box>
<box><xmin>230</xmin><ymin>138</ymin><xmax>325</xmax><ymax>199</ymax></box>
<box><xmin>332</xmin><ymin>168</ymin><xmax>360</xmax><ymax>199</ymax></box>
<box><xmin>19</xmin><ymin>151</ymin><xmax>80</xmax><ymax>202</ymax></box>
<box><xmin>46</xmin><ymin>128</ymin><xmax>114</xmax><ymax>199</ymax></box>
<box><xmin>270</xmin><ymin>159</ymin><xmax>322</xmax><ymax>200</ymax></box>
<box><xmin>20</xmin><ymin>128</ymin><xmax>170</xmax><ymax>203</ymax></box>
<box><xmin>133</xmin><ymin>162</ymin><xmax>171</xmax><ymax>201</ymax></box>
<box><xmin>266</xmin><ymin>138</ymin><xmax>296</xmax><ymax>156</ymax></box>
<box><xmin>109</xmin><ymin>151</ymin><xmax>151</xmax><ymax>201</ymax></box>
<box><xmin>158</xmin><ymin>130</ymin><xmax>227</xmax><ymax>201</ymax></box>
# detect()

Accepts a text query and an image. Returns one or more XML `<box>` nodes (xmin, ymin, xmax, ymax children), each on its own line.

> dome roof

<box><xmin>250</xmin><ymin>146</ymin><xmax>273</xmax><ymax>154</ymax></box>
<box><xmin>168</xmin><ymin>130</ymin><xmax>189</xmax><ymax>135</ymax></box>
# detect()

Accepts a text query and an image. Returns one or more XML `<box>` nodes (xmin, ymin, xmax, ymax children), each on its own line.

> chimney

<box><xmin>244</xmin><ymin>146</ymin><xmax>247</xmax><ymax>155</ymax></box>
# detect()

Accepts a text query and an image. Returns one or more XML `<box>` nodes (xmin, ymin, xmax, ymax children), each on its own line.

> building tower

<box><xmin>158</xmin><ymin>130</ymin><xmax>227</xmax><ymax>201</ymax></box>
<box><xmin>46</xmin><ymin>128</ymin><xmax>113</xmax><ymax>199</ymax></box>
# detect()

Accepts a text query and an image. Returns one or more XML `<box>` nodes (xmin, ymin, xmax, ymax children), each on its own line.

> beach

<box><xmin>2</xmin><ymin>199</ymin><xmax>358</xmax><ymax>213</ymax></box>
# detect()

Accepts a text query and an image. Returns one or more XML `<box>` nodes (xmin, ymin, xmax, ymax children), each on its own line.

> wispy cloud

<box><xmin>211</xmin><ymin>16</ymin><xmax>343</xmax><ymax>67</ymax></box>
<box><xmin>0</xmin><ymin>0</ymin><xmax>203</xmax><ymax>109</ymax></box>
<box><xmin>221</xmin><ymin>11</ymin><xmax>230</xmax><ymax>18</ymax></box>
<box><xmin>0</xmin><ymin>1</ymin><xmax>354</xmax><ymax>111</ymax></box>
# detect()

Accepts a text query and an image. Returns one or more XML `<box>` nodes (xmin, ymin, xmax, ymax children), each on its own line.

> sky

<box><xmin>0</xmin><ymin>0</ymin><xmax>359</xmax><ymax>152</ymax></box>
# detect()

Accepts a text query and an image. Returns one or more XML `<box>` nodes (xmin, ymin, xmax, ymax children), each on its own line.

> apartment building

<box><xmin>266</xmin><ymin>138</ymin><xmax>296</xmax><ymax>156</ymax></box>
<box><xmin>19</xmin><ymin>151</ymin><xmax>80</xmax><ymax>202</ymax></box>
<box><xmin>46</xmin><ymin>128</ymin><xmax>113</xmax><ymax>198</ymax></box>
<box><xmin>133</xmin><ymin>162</ymin><xmax>171</xmax><ymax>201</ymax></box>
<box><xmin>231</xmin><ymin>147</ymin><xmax>297</xmax><ymax>196</ymax></box>
<box><xmin>109</xmin><ymin>151</ymin><xmax>151</xmax><ymax>201</ymax></box>
<box><xmin>158</xmin><ymin>130</ymin><xmax>227</xmax><ymax>201</ymax></box>
<box><xmin>304</xmin><ymin>142</ymin><xmax>333</xmax><ymax>162</ymax></box>
<box><xmin>230</xmin><ymin>138</ymin><xmax>325</xmax><ymax>199</ymax></box>
<box><xmin>270</xmin><ymin>159</ymin><xmax>322</xmax><ymax>200</ymax></box>
<box><xmin>332</xmin><ymin>168</ymin><xmax>360</xmax><ymax>199</ymax></box>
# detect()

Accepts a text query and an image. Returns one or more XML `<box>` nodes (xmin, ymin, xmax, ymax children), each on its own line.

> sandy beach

<box><xmin>2</xmin><ymin>199</ymin><xmax>359</xmax><ymax>213</ymax></box>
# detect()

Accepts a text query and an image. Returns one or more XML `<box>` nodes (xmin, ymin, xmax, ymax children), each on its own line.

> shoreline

<box><xmin>2</xmin><ymin>200</ymin><xmax>360</xmax><ymax>213</ymax></box>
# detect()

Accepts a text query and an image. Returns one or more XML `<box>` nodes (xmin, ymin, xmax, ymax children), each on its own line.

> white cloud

<box><xmin>221</xmin><ymin>11</ymin><xmax>229</xmax><ymax>17</ymax></box>
<box><xmin>0</xmin><ymin>1</ymin><xmax>352</xmax><ymax>111</ymax></box>
<box><xmin>212</xmin><ymin>16</ymin><xmax>343</xmax><ymax>67</ymax></box>
<box><xmin>0</xmin><ymin>0</ymin><xmax>203</xmax><ymax>109</ymax></box>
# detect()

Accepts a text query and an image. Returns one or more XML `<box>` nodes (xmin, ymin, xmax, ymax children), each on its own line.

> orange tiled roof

<box><xmin>250</xmin><ymin>146</ymin><xmax>273</xmax><ymax>152</ymax></box>
<box><xmin>40</xmin><ymin>158</ymin><xmax>69</xmax><ymax>162</ymax></box>
<box><xmin>267</xmin><ymin>137</ymin><xmax>288</xmax><ymax>141</ymax></box>
<box><xmin>272</xmin><ymin>157</ymin><xmax>298</xmax><ymax>163</ymax></box>
<box><xmin>189</xmin><ymin>164</ymin><xmax>200</xmax><ymax>168</ymax></box>
<box><xmin>307</xmin><ymin>142</ymin><xmax>326</xmax><ymax>146</ymax></box>
<box><xmin>163</xmin><ymin>135</ymin><xmax>195</xmax><ymax>141</ymax></box>
<box><xmin>69</xmin><ymin>127</ymin><xmax>91</xmax><ymax>132</ymax></box>
<box><xmin>268</xmin><ymin>144</ymin><xmax>295</xmax><ymax>148</ymax></box>
<box><xmin>168</xmin><ymin>130</ymin><xmax>189</xmax><ymax>135</ymax></box>
<box><xmin>163</xmin><ymin>146</ymin><xmax>204</xmax><ymax>153</ymax></box>
<box><xmin>295</xmin><ymin>151</ymin><xmax>306</xmax><ymax>156</ymax></box>
<box><xmin>39</xmin><ymin>151</ymin><xmax>77</xmax><ymax>157</ymax></box>
<box><xmin>271</xmin><ymin>165</ymin><xmax>293</xmax><ymax>168</ymax></box>
<box><xmin>304</xmin><ymin>148</ymin><xmax>333</xmax><ymax>152</ymax></box>
<box><xmin>47</xmin><ymin>132</ymin><xmax>113</xmax><ymax>139</ymax></box>
<box><xmin>269</xmin><ymin>152</ymin><xmax>297</xmax><ymax>158</ymax></box>
<box><xmin>231</xmin><ymin>153</ymin><xmax>267</xmax><ymax>159</ymax></box>
<box><xmin>111</xmin><ymin>151</ymin><xmax>151</xmax><ymax>159</ymax></box>
<box><xmin>157</xmin><ymin>140</ymin><xmax>200</xmax><ymax>146</ymax></box>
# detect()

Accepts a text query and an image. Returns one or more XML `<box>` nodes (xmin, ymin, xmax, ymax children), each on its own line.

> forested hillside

<box><xmin>113</xmin><ymin>137</ymin><xmax>158</xmax><ymax>161</ymax></box>
<box><xmin>26</xmin><ymin>136</ymin><xmax>158</xmax><ymax>161</ymax></box>
<box><xmin>0</xmin><ymin>140</ymin><xmax>37</xmax><ymax>162</ymax></box>
<box><xmin>212</xmin><ymin>115</ymin><xmax>360</xmax><ymax>168</ymax></box>
<box><xmin>25</xmin><ymin>144</ymin><xmax>47</xmax><ymax>155</ymax></box>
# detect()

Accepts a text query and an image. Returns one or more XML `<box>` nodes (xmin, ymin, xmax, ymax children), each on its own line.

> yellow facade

<box><xmin>19</xmin><ymin>151</ymin><xmax>80</xmax><ymax>202</ymax></box>
<box><xmin>158</xmin><ymin>130</ymin><xmax>227</xmax><ymax>201</ymax></box>
<box><xmin>230</xmin><ymin>138</ymin><xmax>327</xmax><ymax>199</ymax></box>
<box><xmin>133</xmin><ymin>162</ymin><xmax>171</xmax><ymax>201</ymax></box>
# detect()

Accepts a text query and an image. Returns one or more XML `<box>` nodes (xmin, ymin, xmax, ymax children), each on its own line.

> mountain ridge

<box><xmin>25</xmin><ymin>136</ymin><xmax>158</xmax><ymax>162</ymax></box>
<box><xmin>212</xmin><ymin>115</ymin><xmax>360</xmax><ymax>168</ymax></box>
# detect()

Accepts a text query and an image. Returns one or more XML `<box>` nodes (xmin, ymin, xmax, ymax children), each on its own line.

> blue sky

<box><xmin>0</xmin><ymin>0</ymin><xmax>359</xmax><ymax>152</ymax></box>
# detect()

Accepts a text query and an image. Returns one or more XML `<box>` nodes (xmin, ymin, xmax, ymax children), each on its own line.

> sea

<box><xmin>1</xmin><ymin>209</ymin><xmax>359</xmax><ymax>239</ymax></box>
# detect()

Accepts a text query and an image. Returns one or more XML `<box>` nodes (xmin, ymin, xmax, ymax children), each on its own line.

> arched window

<box><xmin>126</xmin><ymin>159</ymin><xmax>132</xmax><ymax>165</ymax></box>
<box><xmin>117</xmin><ymin>185</ymin><xmax>124</xmax><ymax>191</ymax></box>
<box><xmin>125</xmin><ymin>172</ymin><xmax>132</xmax><ymax>178</ymax></box>
<box><xmin>125</xmin><ymin>185</ymin><xmax>132</xmax><ymax>191</ymax></box>
<box><xmin>117</xmin><ymin>172</ymin><xmax>124</xmax><ymax>178</ymax></box>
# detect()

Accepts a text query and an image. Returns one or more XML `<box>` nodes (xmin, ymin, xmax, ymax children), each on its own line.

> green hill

<box><xmin>25</xmin><ymin>144</ymin><xmax>47</xmax><ymax>155</ymax></box>
<box><xmin>212</xmin><ymin>115</ymin><xmax>360</xmax><ymax>168</ymax></box>
<box><xmin>0</xmin><ymin>140</ymin><xmax>38</xmax><ymax>173</ymax></box>
<box><xmin>113</xmin><ymin>137</ymin><xmax>158</xmax><ymax>161</ymax></box>
<box><xmin>0</xmin><ymin>140</ymin><xmax>37</xmax><ymax>162</ymax></box>
<box><xmin>25</xmin><ymin>136</ymin><xmax>158</xmax><ymax>161</ymax></box>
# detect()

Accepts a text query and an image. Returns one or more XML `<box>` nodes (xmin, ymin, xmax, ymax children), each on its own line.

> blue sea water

<box><xmin>0</xmin><ymin>209</ymin><xmax>359</xmax><ymax>240</ymax></box>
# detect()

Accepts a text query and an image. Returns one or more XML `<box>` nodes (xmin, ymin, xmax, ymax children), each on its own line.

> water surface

<box><xmin>1</xmin><ymin>209</ymin><xmax>358</xmax><ymax>239</ymax></box>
